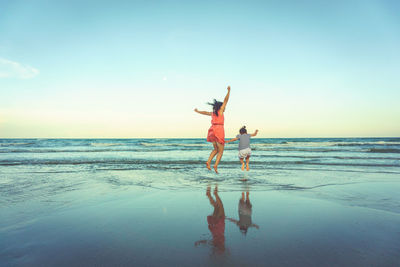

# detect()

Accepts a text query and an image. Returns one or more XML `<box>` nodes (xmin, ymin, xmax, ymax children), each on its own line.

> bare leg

<box><xmin>246</xmin><ymin>156</ymin><xmax>250</xmax><ymax>171</ymax></box>
<box><xmin>213</xmin><ymin>186</ymin><xmax>225</xmax><ymax>218</ymax></box>
<box><xmin>213</xmin><ymin>142</ymin><xmax>225</xmax><ymax>174</ymax></box>
<box><xmin>245</xmin><ymin>191</ymin><xmax>252</xmax><ymax>208</ymax></box>
<box><xmin>206</xmin><ymin>142</ymin><xmax>218</xmax><ymax>170</ymax></box>
<box><xmin>206</xmin><ymin>186</ymin><xmax>216</xmax><ymax>206</ymax></box>
<box><xmin>240</xmin><ymin>158</ymin><xmax>245</xmax><ymax>171</ymax></box>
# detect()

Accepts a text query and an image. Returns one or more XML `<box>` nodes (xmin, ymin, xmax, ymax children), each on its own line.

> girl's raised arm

<box><xmin>251</xmin><ymin>130</ymin><xmax>259</xmax><ymax>137</ymax></box>
<box><xmin>194</xmin><ymin>108</ymin><xmax>212</xmax><ymax>116</ymax></box>
<box><xmin>221</xmin><ymin>86</ymin><xmax>230</xmax><ymax>112</ymax></box>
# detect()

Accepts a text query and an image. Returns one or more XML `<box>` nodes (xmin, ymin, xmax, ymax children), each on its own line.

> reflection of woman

<box><xmin>195</xmin><ymin>186</ymin><xmax>226</xmax><ymax>254</ymax></box>
<box><xmin>228</xmin><ymin>191</ymin><xmax>259</xmax><ymax>235</ymax></box>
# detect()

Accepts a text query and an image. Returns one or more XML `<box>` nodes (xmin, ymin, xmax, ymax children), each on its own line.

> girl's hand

<box><xmin>194</xmin><ymin>108</ymin><xmax>198</xmax><ymax>112</ymax></box>
<box><xmin>227</xmin><ymin>86</ymin><xmax>231</xmax><ymax>91</ymax></box>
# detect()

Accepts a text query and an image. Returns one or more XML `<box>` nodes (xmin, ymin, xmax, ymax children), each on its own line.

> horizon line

<box><xmin>1</xmin><ymin>136</ymin><xmax>399</xmax><ymax>139</ymax></box>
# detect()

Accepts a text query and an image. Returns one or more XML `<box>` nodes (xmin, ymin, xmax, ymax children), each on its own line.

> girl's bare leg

<box><xmin>246</xmin><ymin>156</ymin><xmax>250</xmax><ymax>171</ymax></box>
<box><xmin>240</xmin><ymin>158</ymin><xmax>245</xmax><ymax>171</ymax></box>
<box><xmin>206</xmin><ymin>142</ymin><xmax>218</xmax><ymax>170</ymax></box>
<box><xmin>213</xmin><ymin>142</ymin><xmax>225</xmax><ymax>173</ymax></box>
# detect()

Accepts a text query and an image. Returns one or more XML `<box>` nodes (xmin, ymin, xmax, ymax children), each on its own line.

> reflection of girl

<box><xmin>195</xmin><ymin>186</ymin><xmax>226</xmax><ymax>254</ymax></box>
<box><xmin>228</xmin><ymin>191</ymin><xmax>259</xmax><ymax>235</ymax></box>
<box><xmin>194</xmin><ymin>86</ymin><xmax>231</xmax><ymax>173</ymax></box>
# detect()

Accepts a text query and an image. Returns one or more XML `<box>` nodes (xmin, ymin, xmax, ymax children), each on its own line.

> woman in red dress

<box><xmin>194</xmin><ymin>86</ymin><xmax>230</xmax><ymax>173</ymax></box>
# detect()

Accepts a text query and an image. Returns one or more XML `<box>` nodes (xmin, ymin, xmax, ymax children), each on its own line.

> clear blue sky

<box><xmin>1</xmin><ymin>0</ymin><xmax>399</xmax><ymax>137</ymax></box>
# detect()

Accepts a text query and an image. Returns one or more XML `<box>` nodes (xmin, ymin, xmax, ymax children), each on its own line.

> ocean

<box><xmin>1</xmin><ymin>137</ymin><xmax>399</xmax><ymax>204</ymax></box>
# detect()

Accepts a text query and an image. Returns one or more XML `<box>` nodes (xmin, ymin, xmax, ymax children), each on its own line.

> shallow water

<box><xmin>1</xmin><ymin>187</ymin><xmax>400</xmax><ymax>266</ymax></box>
<box><xmin>1</xmin><ymin>138</ymin><xmax>399</xmax><ymax>210</ymax></box>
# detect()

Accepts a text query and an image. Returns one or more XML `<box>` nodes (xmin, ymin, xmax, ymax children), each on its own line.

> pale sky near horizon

<box><xmin>1</xmin><ymin>0</ymin><xmax>399</xmax><ymax>138</ymax></box>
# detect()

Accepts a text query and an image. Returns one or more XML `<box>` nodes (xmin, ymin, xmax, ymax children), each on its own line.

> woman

<box><xmin>194</xmin><ymin>86</ymin><xmax>230</xmax><ymax>173</ymax></box>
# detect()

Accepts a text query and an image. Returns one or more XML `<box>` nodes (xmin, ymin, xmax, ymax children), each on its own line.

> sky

<box><xmin>0</xmin><ymin>0</ymin><xmax>399</xmax><ymax>138</ymax></box>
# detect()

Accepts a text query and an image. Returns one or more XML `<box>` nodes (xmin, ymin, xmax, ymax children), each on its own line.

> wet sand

<box><xmin>1</xmin><ymin>182</ymin><xmax>400</xmax><ymax>267</ymax></box>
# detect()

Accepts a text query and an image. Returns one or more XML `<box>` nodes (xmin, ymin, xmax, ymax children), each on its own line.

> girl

<box><xmin>194</xmin><ymin>86</ymin><xmax>230</xmax><ymax>173</ymax></box>
<box><xmin>226</xmin><ymin>126</ymin><xmax>258</xmax><ymax>171</ymax></box>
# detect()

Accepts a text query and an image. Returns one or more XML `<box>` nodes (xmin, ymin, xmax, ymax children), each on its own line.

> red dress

<box><xmin>207</xmin><ymin>110</ymin><xmax>225</xmax><ymax>144</ymax></box>
<box><xmin>207</xmin><ymin>215</ymin><xmax>225</xmax><ymax>253</ymax></box>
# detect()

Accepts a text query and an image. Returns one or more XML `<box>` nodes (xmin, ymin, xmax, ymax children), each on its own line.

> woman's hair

<box><xmin>207</xmin><ymin>99</ymin><xmax>223</xmax><ymax>116</ymax></box>
<box><xmin>240</xmin><ymin>126</ymin><xmax>247</xmax><ymax>134</ymax></box>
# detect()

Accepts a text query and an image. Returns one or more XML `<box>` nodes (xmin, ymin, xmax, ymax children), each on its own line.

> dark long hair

<box><xmin>240</xmin><ymin>126</ymin><xmax>247</xmax><ymax>134</ymax></box>
<box><xmin>208</xmin><ymin>99</ymin><xmax>223</xmax><ymax>116</ymax></box>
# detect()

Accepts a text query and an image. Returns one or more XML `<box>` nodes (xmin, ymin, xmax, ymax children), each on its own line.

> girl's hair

<box><xmin>240</xmin><ymin>126</ymin><xmax>247</xmax><ymax>134</ymax></box>
<box><xmin>207</xmin><ymin>99</ymin><xmax>223</xmax><ymax>116</ymax></box>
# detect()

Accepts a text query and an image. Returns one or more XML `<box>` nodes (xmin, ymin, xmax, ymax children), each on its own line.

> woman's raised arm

<box><xmin>221</xmin><ymin>86</ymin><xmax>230</xmax><ymax>112</ymax></box>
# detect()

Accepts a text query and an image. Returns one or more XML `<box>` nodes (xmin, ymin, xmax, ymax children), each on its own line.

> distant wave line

<box><xmin>367</xmin><ymin>148</ymin><xmax>400</xmax><ymax>153</ymax></box>
<box><xmin>139</xmin><ymin>142</ymin><xmax>208</xmax><ymax>147</ymax></box>
<box><xmin>255</xmin><ymin>154</ymin><xmax>400</xmax><ymax>160</ymax></box>
<box><xmin>0</xmin><ymin>147</ymin><xmax>217</xmax><ymax>153</ymax></box>
<box><xmin>1</xmin><ymin>159</ymin><xmax>399</xmax><ymax>168</ymax></box>
<box><xmin>2</xmin><ymin>146</ymin><xmax>400</xmax><ymax>154</ymax></box>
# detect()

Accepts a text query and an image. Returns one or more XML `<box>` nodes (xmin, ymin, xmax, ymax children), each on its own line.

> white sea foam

<box><xmin>0</xmin><ymin>142</ymin><xmax>34</xmax><ymax>146</ymax></box>
<box><xmin>254</xmin><ymin>141</ymin><xmax>339</xmax><ymax>147</ymax></box>
<box><xmin>140</xmin><ymin>142</ymin><xmax>208</xmax><ymax>147</ymax></box>
<box><xmin>90</xmin><ymin>143</ymin><xmax>121</xmax><ymax>147</ymax></box>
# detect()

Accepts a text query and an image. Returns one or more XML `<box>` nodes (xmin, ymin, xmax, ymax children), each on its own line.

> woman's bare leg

<box><xmin>213</xmin><ymin>142</ymin><xmax>225</xmax><ymax>173</ymax></box>
<box><xmin>206</xmin><ymin>186</ymin><xmax>216</xmax><ymax>206</ymax></box>
<box><xmin>206</xmin><ymin>142</ymin><xmax>218</xmax><ymax>170</ymax></box>
<box><xmin>213</xmin><ymin>186</ymin><xmax>225</xmax><ymax>218</ymax></box>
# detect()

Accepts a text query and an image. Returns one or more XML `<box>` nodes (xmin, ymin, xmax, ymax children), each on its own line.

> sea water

<box><xmin>1</xmin><ymin>138</ymin><xmax>399</xmax><ymax>188</ymax></box>
<box><xmin>1</xmin><ymin>137</ymin><xmax>399</xmax><ymax>207</ymax></box>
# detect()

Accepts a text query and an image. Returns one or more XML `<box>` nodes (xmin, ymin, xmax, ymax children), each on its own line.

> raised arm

<box><xmin>220</xmin><ymin>86</ymin><xmax>230</xmax><ymax>112</ymax></box>
<box><xmin>194</xmin><ymin>108</ymin><xmax>212</xmax><ymax>116</ymax></box>
<box><xmin>225</xmin><ymin>137</ymin><xmax>239</xmax><ymax>143</ymax></box>
<box><xmin>251</xmin><ymin>130</ymin><xmax>259</xmax><ymax>137</ymax></box>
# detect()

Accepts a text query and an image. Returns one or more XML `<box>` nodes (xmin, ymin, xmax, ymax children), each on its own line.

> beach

<box><xmin>1</xmin><ymin>138</ymin><xmax>400</xmax><ymax>266</ymax></box>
